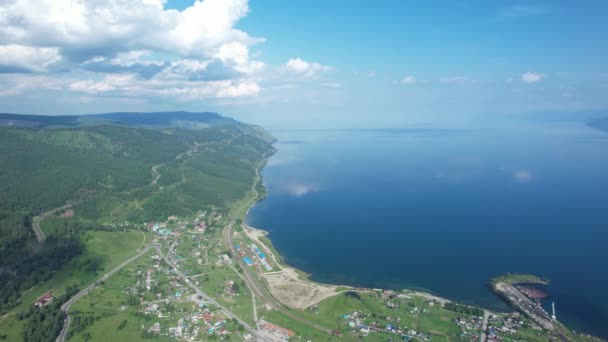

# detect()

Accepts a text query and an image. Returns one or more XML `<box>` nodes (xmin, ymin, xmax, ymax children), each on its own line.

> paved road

<box><xmin>57</xmin><ymin>242</ymin><xmax>268</xmax><ymax>342</ymax></box>
<box><xmin>150</xmin><ymin>164</ymin><xmax>164</xmax><ymax>185</ymax></box>
<box><xmin>155</xmin><ymin>244</ymin><xmax>268</xmax><ymax>341</ymax></box>
<box><xmin>32</xmin><ymin>203</ymin><xmax>73</xmax><ymax>243</ymax></box>
<box><xmin>495</xmin><ymin>283</ymin><xmax>569</xmax><ymax>341</ymax></box>
<box><xmin>56</xmin><ymin>244</ymin><xmax>157</xmax><ymax>342</ymax></box>
<box><xmin>228</xmin><ymin>263</ymin><xmax>258</xmax><ymax>322</ymax></box>
<box><xmin>480</xmin><ymin>310</ymin><xmax>490</xmax><ymax>342</ymax></box>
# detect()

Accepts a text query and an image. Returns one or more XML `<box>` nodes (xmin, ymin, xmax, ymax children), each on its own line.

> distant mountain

<box><xmin>588</xmin><ymin>117</ymin><xmax>608</xmax><ymax>133</ymax></box>
<box><xmin>0</xmin><ymin>111</ymin><xmax>237</xmax><ymax>129</ymax></box>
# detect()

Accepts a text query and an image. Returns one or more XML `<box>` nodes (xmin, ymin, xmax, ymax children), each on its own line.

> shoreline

<box><xmin>243</xmin><ymin>213</ymin><xmax>605</xmax><ymax>341</ymax></box>
<box><xmin>241</xmin><ymin>222</ymin><xmax>452</xmax><ymax>308</ymax></box>
<box><xmin>241</xmin><ymin>148</ymin><xmax>455</xmax><ymax>309</ymax></box>
<box><xmin>240</xmin><ymin>149</ymin><xmax>604</xmax><ymax>341</ymax></box>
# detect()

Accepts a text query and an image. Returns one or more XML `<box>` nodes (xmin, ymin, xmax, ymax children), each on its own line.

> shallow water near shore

<box><xmin>247</xmin><ymin>120</ymin><xmax>608</xmax><ymax>338</ymax></box>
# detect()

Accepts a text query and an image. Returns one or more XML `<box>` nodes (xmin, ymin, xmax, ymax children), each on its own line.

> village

<box><xmin>136</xmin><ymin>210</ymin><xmax>254</xmax><ymax>339</ymax></box>
<box><xmin>31</xmin><ymin>209</ymin><xmax>567</xmax><ymax>342</ymax></box>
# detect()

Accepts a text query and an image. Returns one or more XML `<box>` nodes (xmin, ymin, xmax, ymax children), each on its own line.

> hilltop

<box><xmin>0</xmin><ymin>111</ymin><xmax>238</xmax><ymax>129</ymax></box>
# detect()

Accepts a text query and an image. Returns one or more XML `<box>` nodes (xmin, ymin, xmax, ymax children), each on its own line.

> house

<box><xmin>148</xmin><ymin>322</ymin><xmax>161</xmax><ymax>333</ymax></box>
<box><xmin>243</xmin><ymin>257</ymin><xmax>253</xmax><ymax>266</ymax></box>
<box><xmin>35</xmin><ymin>292</ymin><xmax>53</xmax><ymax>307</ymax></box>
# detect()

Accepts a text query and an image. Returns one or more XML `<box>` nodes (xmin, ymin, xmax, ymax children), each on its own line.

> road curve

<box><xmin>32</xmin><ymin>203</ymin><xmax>73</xmax><ymax>243</ymax></box>
<box><xmin>56</xmin><ymin>244</ymin><xmax>157</xmax><ymax>342</ymax></box>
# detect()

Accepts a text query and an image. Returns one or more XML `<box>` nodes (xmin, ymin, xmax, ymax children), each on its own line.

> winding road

<box><xmin>32</xmin><ymin>203</ymin><xmax>73</xmax><ymax>243</ymax></box>
<box><xmin>56</xmin><ymin>244</ymin><xmax>158</xmax><ymax>342</ymax></box>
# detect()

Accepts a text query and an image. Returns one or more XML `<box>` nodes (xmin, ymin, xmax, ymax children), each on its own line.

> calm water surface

<box><xmin>247</xmin><ymin>121</ymin><xmax>608</xmax><ymax>338</ymax></box>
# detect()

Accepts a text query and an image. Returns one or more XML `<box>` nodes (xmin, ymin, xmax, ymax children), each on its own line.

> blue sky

<box><xmin>1</xmin><ymin>0</ymin><xmax>607</xmax><ymax>128</ymax></box>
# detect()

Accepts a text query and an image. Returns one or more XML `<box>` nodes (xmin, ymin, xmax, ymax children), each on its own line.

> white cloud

<box><xmin>0</xmin><ymin>74</ymin><xmax>66</xmax><ymax>96</ymax></box>
<box><xmin>284</xmin><ymin>58</ymin><xmax>332</xmax><ymax>77</ymax></box>
<box><xmin>522</xmin><ymin>72</ymin><xmax>544</xmax><ymax>83</ymax></box>
<box><xmin>217</xmin><ymin>81</ymin><xmax>260</xmax><ymax>98</ymax></box>
<box><xmin>0</xmin><ymin>0</ymin><xmax>258</xmax><ymax>60</ymax></box>
<box><xmin>440</xmin><ymin>76</ymin><xmax>472</xmax><ymax>84</ymax></box>
<box><xmin>0</xmin><ymin>0</ymin><xmax>265</xmax><ymax>100</ymax></box>
<box><xmin>513</xmin><ymin>169</ymin><xmax>533</xmax><ymax>183</ymax></box>
<box><xmin>498</xmin><ymin>5</ymin><xmax>548</xmax><ymax>20</ymax></box>
<box><xmin>400</xmin><ymin>75</ymin><xmax>417</xmax><ymax>84</ymax></box>
<box><xmin>69</xmin><ymin>74</ymin><xmax>134</xmax><ymax>95</ymax></box>
<box><xmin>321</xmin><ymin>82</ymin><xmax>341</xmax><ymax>88</ymax></box>
<box><xmin>284</xmin><ymin>183</ymin><xmax>319</xmax><ymax>197</ymax></box>
<box><xmin>0</xmin><ymin>45</ymin><xmax>61</xmax><ymax>72</ymax></box>
<box><xmin>108</xmin><ymin>51</ymin><xmax>162</xmax><ymax>67</ymax></box>
<box><xmin>0</xmin><ymin>70</ymin><xmax>260</xmax><ymax>100</ymax></box>
<box><xmin>0</xmin><ymin>0</ymin><xmax>338</xmax><ymax>105</ymax></box>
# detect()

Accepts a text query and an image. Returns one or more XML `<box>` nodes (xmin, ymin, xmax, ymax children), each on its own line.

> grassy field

<box><xmin>172</xmin><ymin>225</ymin><xmax>255</xmax><ymax>326</ymax></box>
<box><xmin>490</xmin><ymin>273</ymin><xmax>549</xmax><ymax>286</ymax></box>
<box><xmin>66</xmin><ymin>254</ymin><xmax>171</xmax><ymax>342</ymax></box>
<box><xmin>0</xmin><ymin>230</ymin><xmax>146</xmax><ymax>341</ymax></box>
<box><xmin>260</xmin><ymin>309</ymin><xmax>332</xmax><ymax>341</ymax></box>
<box><xmin>254</xmin><ymin>290</ymin><xmax>471</xmax><ymax>341</ymax></box>
<box><xmin>65</xmin><ymin>242</ymin><xmax>254</xmax><ymax>342</ymax></box>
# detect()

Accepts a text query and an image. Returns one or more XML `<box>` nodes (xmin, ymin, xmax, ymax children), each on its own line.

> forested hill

<box><xmin>0</xmin><ymin>111</ymin><xmax>237</xmax><ymax>129</ymax></box>
<box><xmin>589</xmin><ymin>117</ymin><xmax>608</xmax><ymax>133</ymax></box>
<box><xmin>0</xmin><ymin>113</ymin><xmax>274</xmax><ymax>314</ymax></box>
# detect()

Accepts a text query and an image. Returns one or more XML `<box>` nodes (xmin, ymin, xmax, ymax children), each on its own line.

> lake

<box><xmin>246</xmin><ymin>120</ymin><xmax>608</xmax><ymax>338</ymax></box>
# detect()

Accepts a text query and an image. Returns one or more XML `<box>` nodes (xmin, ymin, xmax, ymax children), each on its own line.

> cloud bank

<box><xmin>284</xmin><ymin>58</ymin><xmax>332</xmax><ymax>77</ymax></box>
<box><xmin>522</xmin><ymin>72</ymin><xmax>544</xmax><ymax>83</ymax></box>
<box><xmin>0</xmin><ymin>0</ymin><xmax>333</xmax><ymax>102</ymax></box>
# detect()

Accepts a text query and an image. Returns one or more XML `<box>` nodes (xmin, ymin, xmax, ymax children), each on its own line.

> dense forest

<box><xmin>0</xmin><ymin>114</ymin><xmax>274</xmax><ymax>317</ymax></box>
<box><xmin>0</xmin><ymin>210</ymin><xmax>83</xmax><ymax>312</ymax></box>
<box><xmin>17</xmin><ymin>285</ymin><xmax>80</xmax><ymax>342</ymax></box>
<box><xmin>443</xmin><ymin>302</ymin><xmax>484</xmax><ymax>317</ymax></box>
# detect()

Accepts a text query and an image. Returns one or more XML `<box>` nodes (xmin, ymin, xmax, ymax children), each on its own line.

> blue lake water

<box><xmin>247</xmin><ymin>121</ymin><xmax>608</xmax><ymax>338</ymax></box>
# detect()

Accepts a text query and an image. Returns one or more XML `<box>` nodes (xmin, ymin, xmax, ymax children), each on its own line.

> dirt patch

<box><xmin>242</xmin><ymin>224</ymin><xmax>450</xmax><ymax>310</ymax></box>
<box><xmin>60</xmin><ymin>209</ymin><xmax>75</xmax><ymax>218</ymax></box>
<box><xmin>263</xmin><ymin>266</ymin><xmax>345</xmax><ymax>309</ymax></box>
<box><xmin>243</xmin><ymin>224</ymin><xmax>350</xmax><ymax>309</ymax></box>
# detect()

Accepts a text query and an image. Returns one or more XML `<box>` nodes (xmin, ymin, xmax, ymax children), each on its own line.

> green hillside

<box><xmin>0</xmin><ymin>117</ymin><xmax>274</xmax><ymax>315</ymax></box>
<box><xmin>0</xmin><ymin>111</ymin><xmax>236</xmax><ymax>129</ymax></box>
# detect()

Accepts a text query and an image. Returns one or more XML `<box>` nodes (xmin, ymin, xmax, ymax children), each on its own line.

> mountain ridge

<box><xmin>0</xmin><ymin>111</ymin><xmax>237</xmax><ymax>129</ymax></box>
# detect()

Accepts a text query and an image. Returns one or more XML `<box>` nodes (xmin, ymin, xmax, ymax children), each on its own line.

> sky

<box><xmin>0</xmin><ymin>0</ymin><xmax>607</xmax><ymax>128</ymax></box>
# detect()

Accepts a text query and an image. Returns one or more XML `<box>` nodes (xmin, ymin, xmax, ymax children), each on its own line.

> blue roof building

<box><xmin>243</xmin><ymin>257</ymin><xmax>253</xmax><ymax>265</ymax></box>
